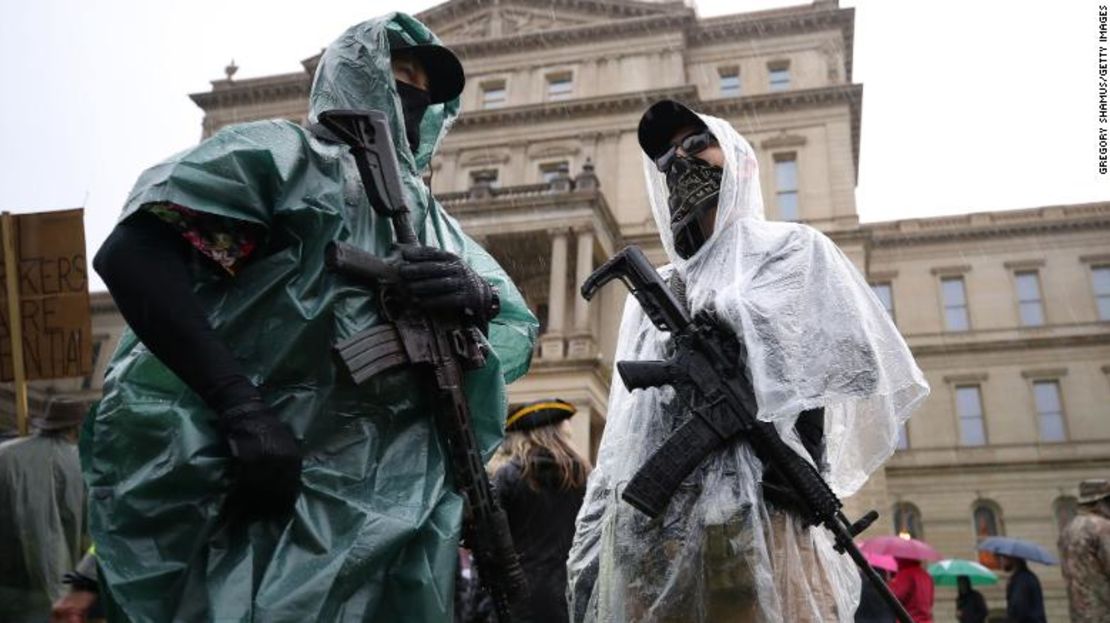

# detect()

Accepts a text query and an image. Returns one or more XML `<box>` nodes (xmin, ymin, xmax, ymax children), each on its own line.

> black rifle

<box><xmin>317</xmin><ymin>109</ymin><xmax>528</xmax><ymax>622</ymax></box>
<box><xmin>581</xmin><ymin>245</ymin><xmax>913</xmax><ymax>623</ymax></box>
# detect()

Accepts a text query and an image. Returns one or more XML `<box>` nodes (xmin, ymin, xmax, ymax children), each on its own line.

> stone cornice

<box><xmin>190</xmin><ymin>72</ymin><xmax>309</xmax><ymax>110</ymax></box>
<box><xmin>907</xmin><ymin>325</ymin><xmax>1110</xmax><ymax>357</ymax></box>
<box><xmin>446</xmin><ymin>11</ymin><xmax>695</xmax><ymax>59</ymax></box>
<box><xmin>451</xmin><ymin>84</ymin><xmax>863</xmax><ymax>177</ymax></box>
<box><xmin>90</xmin><ymin>290</ymin><xmax>118</xmax><ymax>314</ymax></box>
<box><xmin>692</xmin><ymin>6</ymin><xmax>856</xmax><ymax>82</ymax></box>
<box><xmin>866</xmin><ymin>202</ymin><xmax>1110</xmax><ymax>247</ymax></box>
<box><xmin>453</xmin><ymin>85</ymin><xmax>697</xmax><ymax>128</ymax></box>
<box><xmin>887</xmin><ymin>439</ymin><xmax>1110</xmax><ymax>473</ymax></box>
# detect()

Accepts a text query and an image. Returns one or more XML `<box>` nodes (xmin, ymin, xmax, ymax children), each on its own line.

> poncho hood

<box><xmin>309</xmin><ymin>13</ymin><xmax>460</xmax><ymax>174</ymax></box>
<box><xmin>641</xmin><ymin>111</ymin><xmax>928</xmax><ymax>493</ymax></box>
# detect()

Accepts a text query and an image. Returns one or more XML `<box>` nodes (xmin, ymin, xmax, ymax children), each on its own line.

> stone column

<box><xmin>568</xmin><ymin>401</ymin><xmax>592</xmax><ymax>461</ymax></box>
<box><xmin>540</xmin><ymin>229</ymin><xmax>568</xmax><ymax>359</ymax></box>
<box><xmin>568</xmin><ymin>227</ymin><xmax>595</xmax><ymax>358</ymax></box>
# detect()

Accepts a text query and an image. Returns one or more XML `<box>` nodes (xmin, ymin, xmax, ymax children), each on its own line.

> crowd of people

<box><xmin>0</xmin><ymin>10</ymin><xmax>1107</xmax><ymax>623</ymax></box>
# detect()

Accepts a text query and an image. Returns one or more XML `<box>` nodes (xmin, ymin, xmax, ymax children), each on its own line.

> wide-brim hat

<box><xmin>637</xmin><ymin>99</ymin><xmax>708</xmax><ymax>160</ymax></box>
<box><xmin>388</xmin><ymin>33</ymin><xmax>465</xmax><ymax>104</ymax></box>
<box><xmin>1079</xmin><ymin>479</ymin><xmax>1110</xmax><ymax>504</ymax></box>
<box><xmin>505</xmin><ymin>399</ymin><xmax>577</xmax><ymax>432</ymax></box>
<box><xmin>31</xmin><ymin>397</ymin><xmax>90</xmax><ymax>431</ymax></box>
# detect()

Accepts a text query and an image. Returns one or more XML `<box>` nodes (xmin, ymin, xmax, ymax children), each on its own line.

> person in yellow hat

<box><xmin>492</xmin><ymin>399</ymin><xmax>590</xmax><ymax>623</ymax></box>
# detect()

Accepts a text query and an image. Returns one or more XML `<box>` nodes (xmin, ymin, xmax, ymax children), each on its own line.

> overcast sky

<box><xmin>1</xmin><ymin>1</ymin><xmax>1105</xmax><ymax>291</ymax></box>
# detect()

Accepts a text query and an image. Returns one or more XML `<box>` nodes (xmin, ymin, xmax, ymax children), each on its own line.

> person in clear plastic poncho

<box><xmin>84</xmin><ymin>13</ymin><xmax>536</xmax><ymax>622</ymax></box>
<box><xmin>0</xmin><ymin>400</ymin><xmax>87</xmax><ymax>623</ymax></box>
<box><xmin>566</xmin><ymin>101</ymin><xmax>928</xmax><ymax>622</ymax></box>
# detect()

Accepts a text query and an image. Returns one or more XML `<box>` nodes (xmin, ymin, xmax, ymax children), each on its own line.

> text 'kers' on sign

<box><xmin>0</xmin><ymin>209</ymin><xmax>92</xmax><ymax>381</ymax></box>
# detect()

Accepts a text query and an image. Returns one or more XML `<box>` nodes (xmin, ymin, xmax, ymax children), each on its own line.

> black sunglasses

<box><xmin>654</xmin><ymin>130</ymin><xmax>716</xmax><ymax>172</ymax></box>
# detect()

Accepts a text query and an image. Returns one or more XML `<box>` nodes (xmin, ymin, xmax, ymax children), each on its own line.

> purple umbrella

<box><xmin>977</xmin><ymin>536</ymin><xmax>1057</xmax><ymax>565</ymax></box>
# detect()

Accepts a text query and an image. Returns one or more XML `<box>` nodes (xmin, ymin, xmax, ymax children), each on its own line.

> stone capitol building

<box><xmin>10</xmin><ymin>0</ymin><xmax>1108</xmax><ymax>619</ymax></box>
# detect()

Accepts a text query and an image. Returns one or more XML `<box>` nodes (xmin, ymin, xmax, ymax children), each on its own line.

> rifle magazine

<box><xmin>334</xmin><ymin>323</ymin><xmax>410</xmax><ymax>384</ymax></box>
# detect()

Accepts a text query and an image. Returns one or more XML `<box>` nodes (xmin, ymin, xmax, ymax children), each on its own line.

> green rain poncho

<box><xmin>82</xmin><ymin>13</ymin><xmax>537</xmax><ymax>622</ymax></box>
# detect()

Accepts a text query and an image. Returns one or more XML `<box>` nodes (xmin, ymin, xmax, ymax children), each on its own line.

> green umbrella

<box><xmin>927</xmin><ymin>559</ymin><xmax>999</xmax><ymax>586</ymax></box>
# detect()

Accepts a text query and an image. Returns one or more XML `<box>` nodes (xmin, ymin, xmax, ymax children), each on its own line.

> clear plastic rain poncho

<box><xmin>566</xmin><ymin>114</ymin><xmax>929</xmax><ymax>622</ymax></box>
<box><xmin>82</xmin><ymin>13</ymin><xmax>537</xmax><ymax>623</ymax></box>
<box><xmin>0</xmin><ymin>434</ymin><xmax>85</xmax><ymax>622</ymax></box>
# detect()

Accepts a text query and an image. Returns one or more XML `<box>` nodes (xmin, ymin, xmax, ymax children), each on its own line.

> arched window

<box><xmin>972</xmin><ymin>499</ymin><xmax>1005</xmax><ymax>567</ymax></box>
<box><xmin>892</xmin><ymin>502</ymin><xmax>923</xmax><ymax>539</ymax></box>
<box><xmin>1054</xmin><ymin>496</ymin><xmax>1079</xmax><ymax>536</ymax></box>
<box><xmin>973</xmin><ymin>500</ymin><xmax>1004</xmax><ymax>540</ymax></box>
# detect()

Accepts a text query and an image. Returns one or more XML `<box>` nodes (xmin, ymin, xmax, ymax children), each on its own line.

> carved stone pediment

<box><xmin>422</xmin><ymin>0</ymin><xmax>686</xmax><ymax>43</ymax></box>
<box><xmin>434</xmin><ymin>5</ymin><xmax>599</xmax><ymax>42</ymax></box>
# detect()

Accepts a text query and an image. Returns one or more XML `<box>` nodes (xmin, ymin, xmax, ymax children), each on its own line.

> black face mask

<box><xmin>665</xmin><ymin>156</ymin><xmax>722</xmax><ymax>259</ymax></box>
<box><xmin>395</xmin><ymin>80</ymin><xmax>431</xmax><ymax>153</ymax></box>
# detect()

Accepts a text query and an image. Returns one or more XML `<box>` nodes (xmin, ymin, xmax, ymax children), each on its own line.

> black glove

<box><xmin>218</xmin><ymin>400</ymin><xmax>302</xmax><ymax>521</ymax></box>
<box><xmin>396</xmin><ymin>246</ymin><xmax>500</xmax><ymax>324</ymax></box>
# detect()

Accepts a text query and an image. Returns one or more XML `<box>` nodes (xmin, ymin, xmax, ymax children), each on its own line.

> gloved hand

<box><xmin>397</xmin><ymin>246</ymin><xmax>500</xmax><ymax>324</ymax></box>
<box><xmin>218</xmin><ymin>400</ymin><xmax>302</xmax><ymax>521</ymax></box>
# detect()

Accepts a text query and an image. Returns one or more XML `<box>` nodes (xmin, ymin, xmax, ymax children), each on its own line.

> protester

<box><xmin>855</xmin><ymin>568</ymin><xmax>894</xmax><ymax>623</ymax></box>
<box><xmin>955</xmin><ymin>575</ymin><xmax>988</xmax><ymax>623</ymax></box>
<box><xmin>889</xmin><ymin>558</ymin><xmax>934</xmax><ymax>623</ymax></box>
<box><xmin>454</xmin><ymin>547</ymin><xmax>495</xmax><ymax>623</ymax></box>
<box><xmin>0</xmin><ymin>399</ymin><xmax>88</xmax><ymax>623</ymax></box>
<box><xmin>1000</xmin><ymin>554</ymin><xmax>1046</xmax><ymax>623</ymax></box>
<box><xmin>85</xmin><ymin>12</ymin><xmax>536</xmax><ymax>621</ymax></box>
<box><xmin>492</xmin><ymin>399</ymin><xmax>589</xmax><ymax>623</ymax></box>
<box><xmin>1059</xmin><ymin>479</ymin><xmax>1110</xmax><ymax>622</ymax></box>
<box><xmin>566</xmin><ymin>100</ymin><xmax>928</xmax><ymax>622</ymax></box>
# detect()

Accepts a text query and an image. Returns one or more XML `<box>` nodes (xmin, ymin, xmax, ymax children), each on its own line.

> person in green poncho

<box><xmin>84</xmin><ymin>12</ymin><xmax>537</xmax><ymax>622</ymax></box>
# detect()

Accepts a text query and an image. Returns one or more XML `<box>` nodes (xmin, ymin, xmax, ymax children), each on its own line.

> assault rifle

<box><xmin>317</xmin><ymin>109</ymin><xmax>528</xmax><ymax>622</ymax></box>
<box><xmin>581</xmin><ymin>245</ymin><xmax>913</xmax><ymax>623</ymax></box>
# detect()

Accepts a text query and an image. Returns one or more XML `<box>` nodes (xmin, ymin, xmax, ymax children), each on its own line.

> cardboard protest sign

<box><xmin>0</xmin><ymin>209</ymin><xmax>92</xmax><ymax>381</ymax></box>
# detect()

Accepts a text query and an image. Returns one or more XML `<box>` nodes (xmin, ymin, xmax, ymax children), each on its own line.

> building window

<box><xmin>774</xmin><ymin>154</ymin><xmax>799</xmax><ymax>221</ymax></box>
<box><xmin>973</xmin><ymin>501</ymin><xmax>1004</xmax><ymax>540</ymax></box>
<box><xmin>1093</xmin><ymin>265</ymin><xmax>1110</xmax><ymax>320</ymax></box>
<box><xmin>546</xmin><ymin>72</ymin><xmax>573</xmax><ymax>101</ymax></box>
<box><xmin>941</xmin><ymin>276</ymin><xmax>970</xmax><ymax>331</ymax></box>
<box><xmin>1014</xmin><ymin>271</ymin><xmax>1045</xmax><ymax>326</ymax></box>
<box><xmin>481</xmin><ymin>80</ymin><xmax>507</xmax><ymax>109</ymax></box>
<box><xmin>871</xmin><ymin>282</ymin><xmax>895</xmax><ymax>319</ymax></box>
<box><xmin>955</xmin><ymin>385</ymin><xmax>986</xmax><ymax>446</ymax></box>
<box><xmin>768</xmin><ymin>60</ymin><xmax>791</xmax><ymax>91</ymax></box>
<box><xmin>469</xmin><ymin>169</ymin><xmax>499</xmax><ymax>188</ymax></box>
<box><xmin>1054</xmin><ymin>496</ymin><xmax>1078</xmax><ymax>536</ymax></box>
<box><xmin>895</xmin><ymin>423</ymin><xmax>909</xmax><ymax>450</ymax></box>
<box><xmin>539</xmin><ymin>161</ymin><xmax>569</xmax><ymax>184</ymax></box>
<box><xmin>1032</xmin><ymin>380</ymin><xmax>1067</xmax><ymax>442</ymax></box>
<box><xmin>973</xmin><ymin>500</ymin><xmax>1004</xmax><ymax>567</ymax></box>
<box><xmin>719</xmin><ymin>66</ymin><xmax>740</xmax><ymax>97</ymax></box>
<box><xmin>892</xmin><ymin>502</ymin><xmax>923</xmax><ymax>539</ymax></box>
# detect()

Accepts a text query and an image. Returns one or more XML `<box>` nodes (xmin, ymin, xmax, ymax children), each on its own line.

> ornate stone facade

<box><xmin>21</xmin><ymin>1</ymin><xmax>1106</xmax><ymax>618</ymax></box>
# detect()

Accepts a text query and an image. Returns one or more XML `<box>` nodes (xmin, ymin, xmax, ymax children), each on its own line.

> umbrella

<box><xmin>863</xmin><ymin>552</ymin><xmax>898</xmax><ymax>572</ymax></box>
<box><xmin>976</xmin><ymin>536</ymin><xmax>1057</xmax><ymax>565</ymax></box>
<box><xmin>859</xmin><ymin>535</ymin><xmax>940</xmax><ymax>561</ymax></box>
<box><xmin>927</xmin><ymin>559</ymin><xmax>998</xmax><ymax>586</ymax></box>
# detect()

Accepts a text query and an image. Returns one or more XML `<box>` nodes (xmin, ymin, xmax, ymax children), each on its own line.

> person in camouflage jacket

<box><xmin>1059</xmin><ymin>479</ymin><xmax>1110</xmax><ymax>622</ymax></box>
